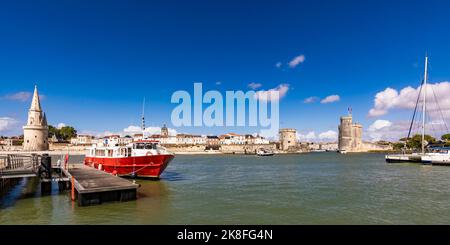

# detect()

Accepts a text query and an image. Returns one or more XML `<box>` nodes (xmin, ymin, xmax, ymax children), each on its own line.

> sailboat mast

<box><xmin>422</xmin><ymin>56</ymin><xmax>428</xmax><ymax>154</ymax></box>
<box><xmin>142</xmin><ymin>97</ymin><xmax>146</xmax><ymax>139</ymax></box>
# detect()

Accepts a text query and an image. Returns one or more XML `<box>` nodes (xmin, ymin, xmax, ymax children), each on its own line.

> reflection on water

<box><xmin>1</xmin><ymin>153</ymin><xmax>450</xmax><ymax>224</ymax></box>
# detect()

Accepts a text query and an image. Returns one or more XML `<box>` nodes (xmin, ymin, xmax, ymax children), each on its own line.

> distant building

<box><xmin>338</xmin><ymin>112</ymin><xmax>362</xmax><ymax>152</ymax></box>
<box><xmin>219</xmin><ymin>133</ymin><xmax>246</xmax><ymax>145</ymax></box>
<box><xmin>103</xmin><ymin>135</ymin><xmax>133</xmax><ymax>146</ymax></box>
<box><xmin>279</xmin><ymin>128</ymin><xmax>297</xmax><ymax>151</ymax></box>
<box><xmin>206</xmin><ymin>135</ymin><xmax>220</xmax><ymax>146</ymax></box>
<box><xmin>176</xmin><ymin>134</ymin><xmax>206</xmax><ymax>145</ymax></box>
<box><xmin>70</xmin><ymin>134</ymin><xmax>95</xmax><ymax>145</ymax></box>
<box><xmin>161</xmin><ymin>124</ymin><xmax>169</xmax><ymax>138</ymax></box>
<box><xmin>133</xmin><ymin>133</ymin><xmax>144</xmax><ymax>141</ymax></box>
<box><xmin>23</xmin><ymin>86</ymin><xmax>49</xmax><ymax>151</ymax></box>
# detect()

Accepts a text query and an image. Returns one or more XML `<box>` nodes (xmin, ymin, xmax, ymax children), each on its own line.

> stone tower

<box><xmin>338</xmin><ymin>110</ymin><xmax>363</xmax><ymax>152</ymax></box>
<box><xmin>23</xmin><ymin>86</ymin><xmax>49</xmax><ymax>151</ymax></box>
<box><xmin>279</xmin><ymin>128</ymin><xmax>297</xmax><ymax>151</ymax></box>
<box><xmin>338</xmin><ymin>115</ymin><xmax>353</xmax><ymax>152</ymax></box>
<box><xmin>161</xmin><ymin>124</ymin><xmax>169</xmax><ymax>138</ymax></box>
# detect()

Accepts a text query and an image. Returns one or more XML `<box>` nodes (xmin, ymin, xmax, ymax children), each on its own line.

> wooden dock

<box><xmin>65</xmin><ymin>166</ymin><xmax>139</xmax><ymax>206</ymax></box>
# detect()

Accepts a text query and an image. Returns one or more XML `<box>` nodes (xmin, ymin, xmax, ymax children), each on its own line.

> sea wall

<box><xmin>164</xmin><ymin>143</ymin><xmax>278</xmax><ymax>154</ymax></box>
<box><xmin>220</xmin><ymin>144</ymin><xmax>277</xmax><ymax>154</ymax></box>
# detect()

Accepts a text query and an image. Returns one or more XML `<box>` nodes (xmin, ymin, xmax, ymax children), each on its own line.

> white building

<box><xmin>70</xmin><ymin>134</ymin><xmax>95</xmax><ymax>145</ymax></box>
<box><xmin>220</xmin><ymin>133</ymin><xmax>246</xmax><ymax>145</ymax></box>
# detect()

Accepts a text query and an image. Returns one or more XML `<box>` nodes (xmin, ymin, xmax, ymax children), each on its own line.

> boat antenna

<box><xmin>422</xmin><ymin>55</ymin><xmax>428</xmax><ymax>154</ymax></box>
<box><xmin>142</xmin><ymin>97</ymin><xmax>146</xmax><ymax>139</ymax></box>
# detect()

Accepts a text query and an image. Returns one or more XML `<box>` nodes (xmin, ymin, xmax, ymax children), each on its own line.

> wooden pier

<box><xmin>65</xmin><ymin>166</ymin><xmax>139</xmax><ymax>206</ymax></box>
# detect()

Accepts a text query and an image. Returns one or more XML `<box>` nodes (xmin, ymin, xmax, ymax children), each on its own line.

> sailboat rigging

<box><xmin>385</xmin><ymin>55</ymin><xmax>450</xmax><ymax>165</ymax></box>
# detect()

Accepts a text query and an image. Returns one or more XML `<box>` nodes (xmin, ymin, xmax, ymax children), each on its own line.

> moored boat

<box><xmin>385</xmin><ymin>56</ymin><xmax>450</xmax><ymax>165</ymax></box>
<box><xmin>84</xmin><ymin>98</ymin><xmax>175</xmax><ymax>178</ymax></box>
<box><xmin>84</xmin><ymin>140</ymin><xmax>174</xmax><ymax>178</ymax></box>
<box><xmin>257</xmin><ymin>148</ymin><xmax>274</xmax><ymax>156</ymax></box>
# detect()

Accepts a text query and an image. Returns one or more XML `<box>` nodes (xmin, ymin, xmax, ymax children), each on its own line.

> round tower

<box><xmin>23</xmin><ymin>86</ymin><xmax>49</xmax><ymax>151</ymax></box>
<box><xmin>279</xmin><ymin>128</ymin><xmax>297</xmax><ymax>151</ymax></box>
<box><xmin>338</xmin><ymin>115</ymin><xmax>352</xmax><ymax>151</ymax></box>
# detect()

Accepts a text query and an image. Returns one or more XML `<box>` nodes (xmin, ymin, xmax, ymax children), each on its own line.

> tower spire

<box><xmin>30</xmin><ymin>85</ymin><xmax>42</xmax><ymax>111</ymax></box>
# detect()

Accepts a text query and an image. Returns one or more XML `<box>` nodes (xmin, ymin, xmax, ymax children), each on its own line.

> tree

<box><xmin>58</xmin><ymin>126</ymin><xmax>77</xmax><ymax>141</ymax></box>
<box><xmin>404</xmin><ymin>134</ymin><xmax>436</xmax><ymax>150</ymax></box>
<box><xmin>441</xmin><ymin>134</ymin><xmax>450</xmax><ymax>141</ymax></box>
<box><xmin>393</xmin><ymin>142</ymin><xmax>405</xmax><ymax>150</ymax></box>
<box><xmin>48</xmin><ymin>125</ymin><xmax>59</xmax><ymax>138</ymax></box>
<box><xmin>48</xmin><ymin>125</ymin><xmax>77</xmax><ymax>141</ymax></box>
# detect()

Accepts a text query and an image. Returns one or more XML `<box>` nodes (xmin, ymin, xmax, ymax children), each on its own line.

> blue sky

<box><xmin>1</xmin><ymin>0</ymin><xmax>450</xmax><ymax>140</ymax></box>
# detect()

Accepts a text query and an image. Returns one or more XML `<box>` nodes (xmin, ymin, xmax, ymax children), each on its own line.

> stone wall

<box><xmin>220</xmin><ymin>144</ymin><xmax>277</xmax><ymax>154</ymax></box>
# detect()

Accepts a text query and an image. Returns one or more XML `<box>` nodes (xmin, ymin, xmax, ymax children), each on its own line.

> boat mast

<box><xmin>142</xmin><ymin>97</ymin><xmax>146</xmax><ymax>139</ymax></box>
<box><xmin>422</xmin><ymin>55</ymin><xmax>428</xmax><ymax>154</ymax></box>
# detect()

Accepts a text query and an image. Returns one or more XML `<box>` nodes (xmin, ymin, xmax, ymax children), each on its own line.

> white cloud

<box><xmin>318</xmin><ymin>130</ymin><xmax>338</xmax><ymax>141</ymax></box>
<box><xmin>303</xmin><ymin>96</ymin><xmax>318</xmax><ymax>103</ymax></box>
<box><xmin>297</xmin><ymin>131</ymin><xmax>316</xmax><ymax>141</ymax></box>
<box><xmin>215</xmin><ymin>81</ymin><xmax>222</xmax><ymax>85</ymax></box>
<box><xmin>3</xmin><ymin>92</ymin><xmax>32</xmax><ymax>102</ymax></box>
<box><xmin>248</xmin><ymin>82</ymin><xmax>262</xmax><ymax>90</ymax></box>
<box><xmin>368</xmin><ymin>81</ymin><xmax>450</xmax><ymax>118</ymax></box>
<box><xmin>288</xmin><ymin>55</ymin><xmax>305</xmax><ymax>68</ymax></box>
<box><xmin>275</xmin><ymin>62</ymin><xmax>282</xmax><ymax>68</ymax></box>
<box><xmin>296</xmin><ymin>130</ymin><xmax>338</xmax><ymax>142</ymax></box>
<box><xmin>79</xmin><ymin>125</ymin><xmax>178</xmax><ymax>138</ymax></box>
<box><xmin>123</xmin><ymin>125</ymin><xmax>177</xmax><ymax>136</ymax></box>
<box><xmin>368</xmin><ymin>120</ymin><xmax>392</xmax><ymax>131</ymax></box>
<box><xmin>254</xmin><ymin>84</ymin><xmax>289</xmax><ymax>102</ymax></box>
<box><xmin>320</xmin><ymin>95</ymin><xmax>340</xmax><ymax>104</ymax></box>
<box><xmin>57</xmin><ymin>123</ymin><xmax>66</xmax><ymax>129</ymax></box>
<box><xmin>0</xmin><ymin>117</ymin><xmax>18</xmax><ymax>133</ymax></box>
<box><xmin>366</xmin><ymin>120</ymin><xmax>412</xmax><ymax>142</ymax></box>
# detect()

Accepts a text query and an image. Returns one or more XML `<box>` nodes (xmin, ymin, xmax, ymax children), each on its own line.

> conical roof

<box><xmin>30</xmin><ymin>85</ymin><xmax>42</xmax><ymax>111</ymax></box>
<box><xmin>41</xmin><ymin>112</ymin><xmax>48</xmax><ymax>126</ymax></box>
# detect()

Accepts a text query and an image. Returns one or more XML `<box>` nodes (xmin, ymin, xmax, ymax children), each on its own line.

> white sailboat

<box><xmin>385</xmin><ymin>56</ymin><xmax>450</xmax><ymax>165</ymax></box>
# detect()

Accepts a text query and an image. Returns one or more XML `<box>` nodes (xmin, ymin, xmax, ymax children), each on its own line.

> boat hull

<box><xmin>84</xmin><ymin>154</ymin><xmax>174</xmax><ymax>178</ymax></box>
<box><xmin>385</xmin><ymin>154</ymin><xmax>431</xmax><ymax>164</ymax></box>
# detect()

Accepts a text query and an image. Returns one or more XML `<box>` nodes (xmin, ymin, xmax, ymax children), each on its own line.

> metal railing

<box><xmin>0</xmin><ymin>154</ymin><xmax>40</xmax><ymax>178</ymax></box>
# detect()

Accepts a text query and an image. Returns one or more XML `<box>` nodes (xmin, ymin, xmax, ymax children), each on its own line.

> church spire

<box><xmin>30</xmin><ymin>85</ymin><xmax>42</xmax><ymax>112</ymax></box>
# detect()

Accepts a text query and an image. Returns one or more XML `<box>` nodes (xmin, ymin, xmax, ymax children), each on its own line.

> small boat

<box><xmin>311</xmin><ymin>149</ymin><xmax>326</xmax><ymax>153</ymax></box>
<box><xmin>257</xmin><ymin>148</ymin><xmax>274</xmax><ymax>156</ymax></box>
<box><xmin>338</xmin><ymin>150</ymin><xmax>347</xmax><ymax>154</ymax></box>
<box><xmin>385</xmin><ymin>56</ymin><xmax>450</xmax><ymax>165</ymax></box>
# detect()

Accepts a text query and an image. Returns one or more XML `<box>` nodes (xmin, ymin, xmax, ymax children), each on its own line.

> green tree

<box><xmin>441</xmin><ymin>134</ymin><xmax>450</xmax><ymax>141</ymax></box>
<box><xmin>404</xmin><ymin>134</ymin><xmax>436</xmax><ymax>150</ymax></box>
<box><xmin>48</xmin><ymin>125</ymin><xmax>59</xmax><ymax>138</ymax></box>
<box><xmin>393</xmin><ymin>142</ymin><xmax>406</xmax><ymax>150</ymax></box>
<box><xmin>58</xmin><ymin>126</ymin><xmax>77</xmax><ymax>141</ymax></box>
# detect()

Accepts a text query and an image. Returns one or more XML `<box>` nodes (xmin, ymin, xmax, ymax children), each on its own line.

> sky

<box><xmin>2</xmin><ymin>0</ymin><xmax>450</xmax><ymax>141</ymax></box>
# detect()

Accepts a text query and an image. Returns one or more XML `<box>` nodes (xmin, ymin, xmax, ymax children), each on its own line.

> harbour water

<box><xmin>1</xmin><ymin>152</ymin><xmax>450</xmax><ymax>224</ymax></box>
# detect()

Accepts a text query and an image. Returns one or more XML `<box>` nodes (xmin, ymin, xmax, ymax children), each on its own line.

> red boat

<box><xmin>84</xmin><ymin>140</ymin><xmax>175</xmax><ymax>178</ymax></box>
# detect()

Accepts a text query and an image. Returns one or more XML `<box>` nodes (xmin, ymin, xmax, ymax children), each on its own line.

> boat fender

<box><xmin>98</xmin><ymin>164</ymin><xmax>102</xmax><ymax>170</ymax></box>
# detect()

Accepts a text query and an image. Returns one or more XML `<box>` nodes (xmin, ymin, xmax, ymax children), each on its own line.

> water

<box><xmin>1</xmin><ymin>153</ymin><xmax>450</xmax><ymax>224</ymax></box>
